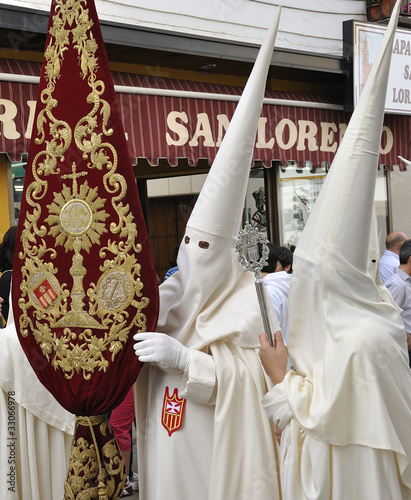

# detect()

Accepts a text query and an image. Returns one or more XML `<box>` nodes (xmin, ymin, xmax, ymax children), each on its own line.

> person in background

<box><xmin>385</xmin><ymin>238</ymin><xmax>411</xmax><ymax>366</ymax></box>
<box><xmin>109</xmin><ymin>386</ymin><xmax>138</xmax><ymax>496</ymax></box>
<box><xmin>0</xmin><ymin>226</ymin><xmax>17</xmax><ymax>326</ymax></box>
<box><xmin>379</xmin><ymin>230</ymin><xmax>407</xmax><ymax>283</ymax></box>
<box><xmin>277</xmin><ymin>245</ymin><xmax>293</xmax><ymax>274</ymax></box>
<box><xmin>164</xmin><ymin>245</ymin><xmax>179</xmax><ymax>281</ymax></box>
<box><xmin>261</xmin><ymin>242</ymin><xmax>292</xmax><ymax>342</ymax></box>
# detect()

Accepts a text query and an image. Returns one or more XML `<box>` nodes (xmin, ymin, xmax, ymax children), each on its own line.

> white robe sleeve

<box><xmin>262</xmin><ymin>369</ymin><xmax>315</xmax><ymax>432</ymax></box>
<box><xmin>261</xmin><ymin>375</ymin><xmax>294</xmax><ymax>430</ymax></box>
<box><xmin>180</xmin><ymin>349</ymin><xmax>216</xmax><ymax>405</ymax></box>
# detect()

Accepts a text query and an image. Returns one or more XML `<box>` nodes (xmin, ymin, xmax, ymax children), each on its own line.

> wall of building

<box><xmin>1</xmin><ymin>0</ymin><xmax>366</xmax><ymax>55</ymax></box>
<box><xmin>147</xmin><ymin>174</ymin><xmax>207</xmax><ymax>199</ymax></box>
<box><xmin>2</xmin><ymin>0</ymin><xmax>408</xmax><ymax>253</ymax></box>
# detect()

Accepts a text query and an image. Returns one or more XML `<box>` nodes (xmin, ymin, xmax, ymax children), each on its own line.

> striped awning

<box><xmin>0</xmin><ymin>58</ymin><xmax>410</xmax><ymax>172</ymax></box>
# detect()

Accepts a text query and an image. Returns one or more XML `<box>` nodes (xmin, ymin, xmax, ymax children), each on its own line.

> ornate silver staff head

<box><xmin>235</xmin><ymin>222</ymin><xmax>270</xmax><ymax>280</ymax></box>
<box><xmin>235</xmin><ymin>223</ymin><xmax>275</xmax><ymax>345</ymax></box>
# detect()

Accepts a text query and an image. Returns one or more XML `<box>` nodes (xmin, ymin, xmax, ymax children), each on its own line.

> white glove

<box><xmin>133</xmin><ymin>332</ymin><xmax>190</xmax><ymax>373</ymax></box>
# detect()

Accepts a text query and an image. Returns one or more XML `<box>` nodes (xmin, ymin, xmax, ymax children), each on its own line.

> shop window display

<box><xmin>11</xmin><ymin>160</ymin><xmax>26</xmax><ymax>224</ymax></box>
<box><xmin>278</xmin><ymin>161</ymin><xmax>388</xmax><ymax>250</ymax></box>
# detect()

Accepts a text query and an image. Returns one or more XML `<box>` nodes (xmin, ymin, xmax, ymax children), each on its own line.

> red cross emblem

<box><xmin>161</xmin><ymin>387</ymin><xmax>186</xmax><ymax>436</ymax></box>
<box><xmin>33</xmin><ymin>279</ymin><xmax>58</xmax><ymax>309</ymax></box>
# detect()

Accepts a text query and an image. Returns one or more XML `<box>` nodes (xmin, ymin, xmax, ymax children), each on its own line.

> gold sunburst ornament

<box><xmin>46</xmin><ymin>162</ymin><xmax>109</xmax><ymax>253</ymax></box>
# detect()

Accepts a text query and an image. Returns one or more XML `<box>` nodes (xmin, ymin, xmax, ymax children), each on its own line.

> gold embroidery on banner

<box><xmin>64</xmin><ymin>417</ymin><xmax>125</xmax><ymax>499</ymax></box>
<box><xmin>18</xmin><ymin>0</ymin><xmax>150</xmax><ymax>379</ymax></box>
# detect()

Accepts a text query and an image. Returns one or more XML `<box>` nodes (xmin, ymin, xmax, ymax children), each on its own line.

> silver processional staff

<box><xmin>235</xmin><ymin>222</ymin><xmax>279</xmax><ymax>346</ymax></box>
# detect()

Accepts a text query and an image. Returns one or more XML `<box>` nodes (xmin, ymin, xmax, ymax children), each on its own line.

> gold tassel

<box><xmin>81</xmin><ymin>416</ymin><xmax>109</xmax><ymax>499</ymax></box>
<box><xmin>97</xmin><ymin>471</ymin><xmax>109</xmax><ymax>500</ymax></box>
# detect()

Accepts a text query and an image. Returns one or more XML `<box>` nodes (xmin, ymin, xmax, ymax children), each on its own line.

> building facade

<box><xmin>0</xmin><ymin>0</ymin><xmax>410</xmax><ymax>278</ymax></box>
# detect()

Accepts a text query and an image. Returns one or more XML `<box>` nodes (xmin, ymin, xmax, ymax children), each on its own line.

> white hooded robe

<box><xmin>261</xmin><ymin>3</ymin><xmax>411</xmax><ymax>499</ymax></box>
<box><xmin>135</xmin><ymin>8</ymin><xmax>283</xmax><ymax>500</ymax></box>
<box><xmin>0</xmin><ymin>297</ymin><xmax>75</xmax><ymax>500</ymax></box>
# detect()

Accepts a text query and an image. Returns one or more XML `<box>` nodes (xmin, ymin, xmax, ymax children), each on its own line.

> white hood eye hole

<box><xmin>199</xmin><ymin>241</ymin><xmax>210</xmax><ymax>249</ymax></box>
<box><xmin>185</xmin><ymin>236</ymin><xmax>190</xmax><ymax>244</ymax></box>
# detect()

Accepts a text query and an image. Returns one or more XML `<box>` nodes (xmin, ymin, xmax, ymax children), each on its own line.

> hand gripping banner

<box><xmin>11</xmin><ymin>0</ymin><xmax>159</xmax><ymax>497</ymax></box>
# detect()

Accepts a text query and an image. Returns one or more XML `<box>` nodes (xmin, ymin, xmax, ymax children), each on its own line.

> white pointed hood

<box><xmin>186</xmin><ymin>11</ymin><xmax>280</xmax><ymax>240</ymax></box>
<box><xmin>284</xmin><ymin>1</ymin><xmax>411</xmax><ymax>488</ymax></box>
<box><xmin>158</xmin><ymin>10</ymin><xmax>281</xmax><ymax>348</ymax></box>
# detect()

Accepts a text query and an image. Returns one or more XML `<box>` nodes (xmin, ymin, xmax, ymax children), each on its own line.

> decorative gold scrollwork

<box><xmin>64</xmin><ymin>416</ymin><xmax>125</xmax><ymax>499</ymax></box>
<box><xmin>18</xmin><ymin>0</ymin><xmax>150</xmax><ymax>379</ymax></box>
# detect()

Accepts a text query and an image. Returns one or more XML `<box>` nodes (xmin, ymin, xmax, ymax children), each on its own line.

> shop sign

<box><xmin>353</xmin><ymin>21</ymin><xmax>411</xmax><ymax>114</ymax></box>
<box><xmin>0</xmin><ymin>85</ymin><xmax>409</xmax><ymax>169</ymax></box>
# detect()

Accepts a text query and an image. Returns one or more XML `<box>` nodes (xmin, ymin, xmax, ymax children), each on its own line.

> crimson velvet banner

<box><xmin>11</xmin><ymin>0</ymin><xmax>159</xmax><ymax>498</ymax></box>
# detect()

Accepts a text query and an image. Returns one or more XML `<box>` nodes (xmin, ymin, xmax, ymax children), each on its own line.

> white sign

<box><xmin>353</xmin><ymin>21</ymin><xmax>411</xmax><ymax>115</ymax></box>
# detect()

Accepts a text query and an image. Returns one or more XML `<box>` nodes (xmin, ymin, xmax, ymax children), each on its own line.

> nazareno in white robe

<box><xmin>261</xmin><ymin>3</ymin><xmax>411</xmax><ymax>499</ymax></box>
<box><xmin>262</xmin><ymin>252</ymin><xmax>411</xmax><ymax>499</ymax></box>
<box><xmin>136</xmin><ymin>269</ymin><xmax>281</xmax><ymax>500</ymax></box>
<box><xmin>0</xmin><ymin>301</ymin><xmax>75</xmax><ymax>500</ymax></box>
<box><xmin>135</xmin><ymin>9</ymin><xmax>283</xmax><ymax>500</ymax></box>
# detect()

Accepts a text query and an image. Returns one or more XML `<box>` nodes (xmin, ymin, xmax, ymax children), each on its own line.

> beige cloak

<box><xmin>0</xmin><ymin>301</ymin><xmax>75</xmax><ymax>499</ymax></box>
<box><xmin>135</xmin><ymin>8</ymin><xmax>283</xmax><ymax>500</ymax></box>
<box><xmin>262</xmin><ymin>2</ymin><xmax>411</xmax><ymax>498</ymax></box>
